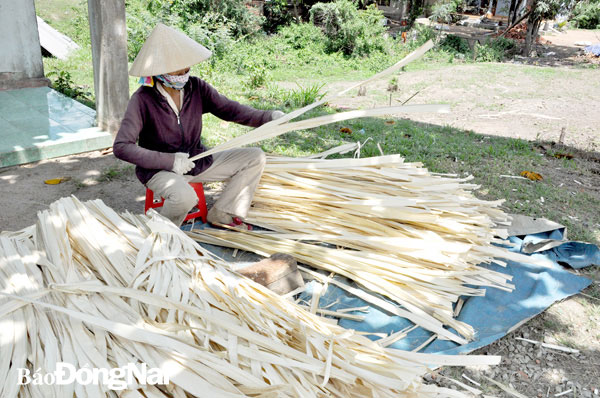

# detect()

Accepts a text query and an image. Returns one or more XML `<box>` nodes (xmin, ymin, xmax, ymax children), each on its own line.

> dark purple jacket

<box><xmin>113</xmin><ymin>77</ymin><xmax>274</xmax><ymax>184</ymax></box>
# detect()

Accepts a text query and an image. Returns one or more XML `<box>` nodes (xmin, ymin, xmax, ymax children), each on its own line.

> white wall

<box><xmin>0</xmin><ymin>0</ymin><xmax>44</xmax><ymax>82</ymax></box>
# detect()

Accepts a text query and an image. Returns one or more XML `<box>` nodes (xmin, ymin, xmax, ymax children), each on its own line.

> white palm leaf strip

<box><xmin>0</xmin><ymin>197</ymin><xmax>500</xmax><ymax>398</ymax></box>
<box><xmin>187</xmin><ymin>155</ymin><xmax>542</xmax><ymax>343</ymax></box>
<box><xmin>190</xmin><ymin>40</ymin><xmax>438</xmax><ymax>162</ymax></box>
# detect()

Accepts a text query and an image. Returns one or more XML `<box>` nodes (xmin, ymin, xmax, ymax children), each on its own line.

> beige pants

<box><xmin>146</xmin><ymin>148</ymin><xmax>266</xmax><ymax>226</ymax></box>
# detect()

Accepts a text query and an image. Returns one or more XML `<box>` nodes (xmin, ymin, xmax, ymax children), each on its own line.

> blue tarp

<box><xmin>584</xmin><ymin>44</ymin><xmax>600</xmax><ymax>56</ymax></box>
<box><xmin>510</xmin><ymin>229</ymin><xmax>600</xmax><ymax>270</ymax></box>
<box><xmin>297</xmin><ymin>238</ymin><xmax>595</xmax><ymax>355</ymax></box>
<box><xmin>186</xmin><ymin>220</ymin><xmax>596</xmax><ymax>355</ymax></box>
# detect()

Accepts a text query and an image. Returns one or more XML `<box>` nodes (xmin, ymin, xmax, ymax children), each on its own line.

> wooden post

<box><xmin>87</xmin><ymin>0</ymin><xmax>129</xmax><ymax>136</ymax></box>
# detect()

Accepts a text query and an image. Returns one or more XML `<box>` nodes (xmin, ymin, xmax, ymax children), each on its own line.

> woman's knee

<box><xmin>251</xmin><ymin>148</ymin><xmax>266</xmax><ymax>168</ymax></box>
<box><xmin>166</xmin><ymin>183</ymin><xmax>198</xmax><ymax>210</ymax></box>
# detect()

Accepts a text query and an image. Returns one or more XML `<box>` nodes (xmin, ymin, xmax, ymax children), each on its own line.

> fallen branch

<box><xmin>515</xmin><ymin>337</ymin><xmax>580</xmax><ymax>353</ymax></box>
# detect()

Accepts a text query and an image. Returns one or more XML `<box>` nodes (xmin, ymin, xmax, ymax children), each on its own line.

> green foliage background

<box><xmin>571</xmin><ymin>0</ymin><xmax>600</xmax><ymax>28</ymax></box>
<box><xmin>309</xmin><ymin>0</ymin><xmax>389</xmax><ymax>56</ymax></box>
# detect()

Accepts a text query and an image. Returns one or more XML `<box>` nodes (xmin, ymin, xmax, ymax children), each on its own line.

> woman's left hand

<box><xmin>271</xmin><ymin>110</ymin><xmax>285</xmax><ymax>121</ymax></box>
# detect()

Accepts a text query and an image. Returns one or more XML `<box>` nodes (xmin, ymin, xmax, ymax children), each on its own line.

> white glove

<box><xmin>271</xmin><ymin>110</ymin><xmax>285</xmax><ymax>121</ymax></box>
<box><xmin>172</xmin><ymin>152</ymin><xmax>195</xmax><ymax>175</ymax></box>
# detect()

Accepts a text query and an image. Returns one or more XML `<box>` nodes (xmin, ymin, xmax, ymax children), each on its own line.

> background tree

<box><xmin>523</xmin><ymin>0</ymin><xmax>569</xmax><ymax>56</ymax></box>
<box><xmin>508</xmin><ymin>0</ymin><xmax>527</xmax><ymax>24</ymax></box>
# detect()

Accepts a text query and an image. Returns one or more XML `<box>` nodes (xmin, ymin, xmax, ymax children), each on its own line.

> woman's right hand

<box><xmin>172</xmin><ymin>152</ymin><xmax>195</xmax><ymax>175</ymax></box>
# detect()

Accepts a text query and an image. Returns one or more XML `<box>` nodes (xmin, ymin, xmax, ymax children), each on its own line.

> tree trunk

<box><xmin>531</xmin><ymin>17</ymin><xmax>542</xmax><ymax>49</ymax></box>
<box><xmin>523</xmin><ymin>13</ymin><xmax>542</xmax><ymax>56</ymax></box>
<box><xmin>512</xmin><ymin>0</ymin><xmax>525</xmax><ymax>24</ymax></box>
<box><xmin>508</xmin><ymin>0</ymin><xmax>517</xmax><ymax>23</ymax></box>
<box><xmin>292</xmin><ymin>0</ymin><xmax>300</xmax><ymax>23</ymax></box>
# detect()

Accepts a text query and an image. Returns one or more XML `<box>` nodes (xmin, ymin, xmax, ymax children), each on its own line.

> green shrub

<box><xmin>278</xmin><ymin>23</ymin><xmax>326</xmax><ymax>51</ymax></box>
<box><xmin>440</xmin><ymin>34</ymin><xmax>470</xmax><ymax>53</ymax></box>
<box><xmin>571</xmin><ymin>0</ymin><xmax>600</xmax><ymax>29</ymax></box>
<box><xmin>123</xmin><ymin>0</ymin><xmax>262</xmax><ymax>61</ymax></box>
<box><xmin>355</xmin><ymin>4</ymin><xmax>390</xmax><ymax>56</ymax></box>
<box><xmin>126</xmin><ymin>4</ymin><xmax>240</xmax><ymax>61</ymax></box>
<box><xmin>473</xmin><ymin>37</ymin><xmax>515</xmax><ymax>62</ymax></box>
<box><xmin>451</xmin><ymin>0</ymin><xmax>467</xmax><ymax>13</ymax></box>
<box><xmin>245</xmin><ymin>64</ymin><xmax>269</xmax><ymax>89</ymax></box>
<box><xmin>474</xmin><ymin>42</ymin><xmax>500</xmax><ymax>62</ymax></box>
<box><xmin>309</xmin><ymin>0</ymin><xmax>388</xmax><ymax>56</ymax></box>
<box><xmin>126</xmin><ymin>10</ymin><xmax>159</xmax><ymax>61</ymax></box>
<box><xmin>490</xmin><ymin>37</ymin><xmax>517</xmax><ymax>53</ymax></box>
<box><xmin>407</xmin><ymin>24</ymin><xmax>436</xmax><ymax>49</ymax></box>
<box><xmin>263</xmin><ymin>0</ymin><xmax>294</xmax><ymax>33</ymax></box>
<box><xmin>281</xmin><ymin>83</ymin><xmax>326</xmax><ymax>107</ymax></box>
<box><xmin>146</xmin><ymin>0</ymin><xmax>262</xmax><ymax>37</ymax></box>
<box><xmin>185</xmin><ymin>13</ymin><xmax>235</xmax><ymax>59</ymax></box>
<box><xmin>47</xmin><ymin>70</ymin><xmax>93</xmax><ymax>106</ymax></box>
<box><xmin>430</xmin><ymin>0</ymin><xmax>457</xmax><ymax>24</ymax></box>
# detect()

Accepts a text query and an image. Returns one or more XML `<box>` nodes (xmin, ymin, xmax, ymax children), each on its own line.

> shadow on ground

<box><xmin>436</xmin><ymin>272</ymin><xmax>600</xmax><ymax>397</ymax></box>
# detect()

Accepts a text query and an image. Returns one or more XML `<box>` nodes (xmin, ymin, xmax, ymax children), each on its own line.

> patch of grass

<box><xmin>71</xmin><ymin>178</ymin><xmax>86</xmax><ymax>190</ymax></box>
<box><xmin>542</xmin><ymin>317</ymin><xmax>563</xmax><ymax>332</ymax></box>
<box><xmin>520</xmin><ymin>65</ymin><xmax>561</xmax><ymax>77</ymax></box>
<box><xmin>98</xmin><ymin>165</ymin><xmax>134</xmax><ymax>182</ymax></box>
<box><xmin>243</xmin><ymin>82</ymin><xmax>327</xmax><ymax>111</ymax></box>
<box><xmin>282</xmin><ymin>83</ymin><xmax>327</xmax><ymax>108</ymax></box>
<box><xmin>35</xmin><ymin>0</ymin><xmax>90</xmax><ymax>45</ymax></box>
<box><xmin>555</xmin><ymin>336</ymin><xmax>583</xmax><ymax>350</ymax></box>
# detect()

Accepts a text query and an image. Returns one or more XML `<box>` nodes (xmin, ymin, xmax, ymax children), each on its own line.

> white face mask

<box><xmin>157</xmin><ymin>70</ymin><xmax>190</xmax><ymax>90</ymax></box>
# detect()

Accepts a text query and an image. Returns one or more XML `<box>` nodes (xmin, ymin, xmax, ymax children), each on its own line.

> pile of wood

<box><xmin>0</xmin><ymin>197</ymin><xmax>499</xmax><ymax>398</ymax></box>
<box><xmin>500</xmin><ymin>22</ymin><xmax>551</xmax><ymax>44</ymax></box>
<box><xmin>188</xmin><ymin>154</ymin><xmax>534</xmax><ymax>345</ymax></box>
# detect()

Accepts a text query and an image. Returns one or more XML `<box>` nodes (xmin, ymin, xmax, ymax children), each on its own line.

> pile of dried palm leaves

<box><xmin>0</xmin><ymin>197</ymin><xmax>499</xmax><ymax>398</ymax></box>
<box><xmin>187</xmin><ymin>153</ymin><xmax>541</xmax><ymax>345</ymax></box>
<box><xmin>185</xmin><ymin>40</ymin><xmax>530</xmax><ymax>346</ymax></box>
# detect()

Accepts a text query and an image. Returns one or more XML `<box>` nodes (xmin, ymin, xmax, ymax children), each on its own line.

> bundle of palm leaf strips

<box><xmin>188</xmin><ymin>154</ymin><xmax>532</xmax><ymax>346</ymax></box>
<box><xmin>0</xmin><ymin>197</ymin><xmax>499</xmax><ymax>398</ymax></box>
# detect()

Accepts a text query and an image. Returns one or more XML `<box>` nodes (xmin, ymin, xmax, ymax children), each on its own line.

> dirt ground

<box><xmin>1</xmin><ymin>36</ymin><xmax>599</xmax><ymax>398</ymax></box>
<box><xmin>326</xmin><ymin>64</ymin><xmax>599</xmax><ymax>153</ymax></box>
<box><xmin>0</xmin><ymin>150</ymin><xmax>144</xmax><ymax>231</ymax></box>
<box><xmin>536</xmin><ymin>29</ymin><xmax>600</xmax><ymax>66</ymax></box>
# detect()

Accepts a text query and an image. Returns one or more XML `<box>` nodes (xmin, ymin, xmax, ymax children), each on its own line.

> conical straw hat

<box><xmin>129</xmin><ymin>23</ymin><xmax>212</xmax><ymax>77</ymax></box>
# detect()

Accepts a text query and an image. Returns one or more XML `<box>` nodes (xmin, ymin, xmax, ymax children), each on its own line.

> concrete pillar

<box><xmin>0</xmin><ymin>0</ymin><xmax>48</xmax><ymax>90</ymax></box>
<box><xmin>87</xmin><ymin>0</ymin><xmax>129</xmax><ymax>135</ymax></box>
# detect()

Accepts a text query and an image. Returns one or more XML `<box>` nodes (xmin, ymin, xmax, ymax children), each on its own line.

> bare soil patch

<box><xmin>325</xmin><ymin>62</ymin><xmax>600</xmax><ymax>151</ymax></box>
